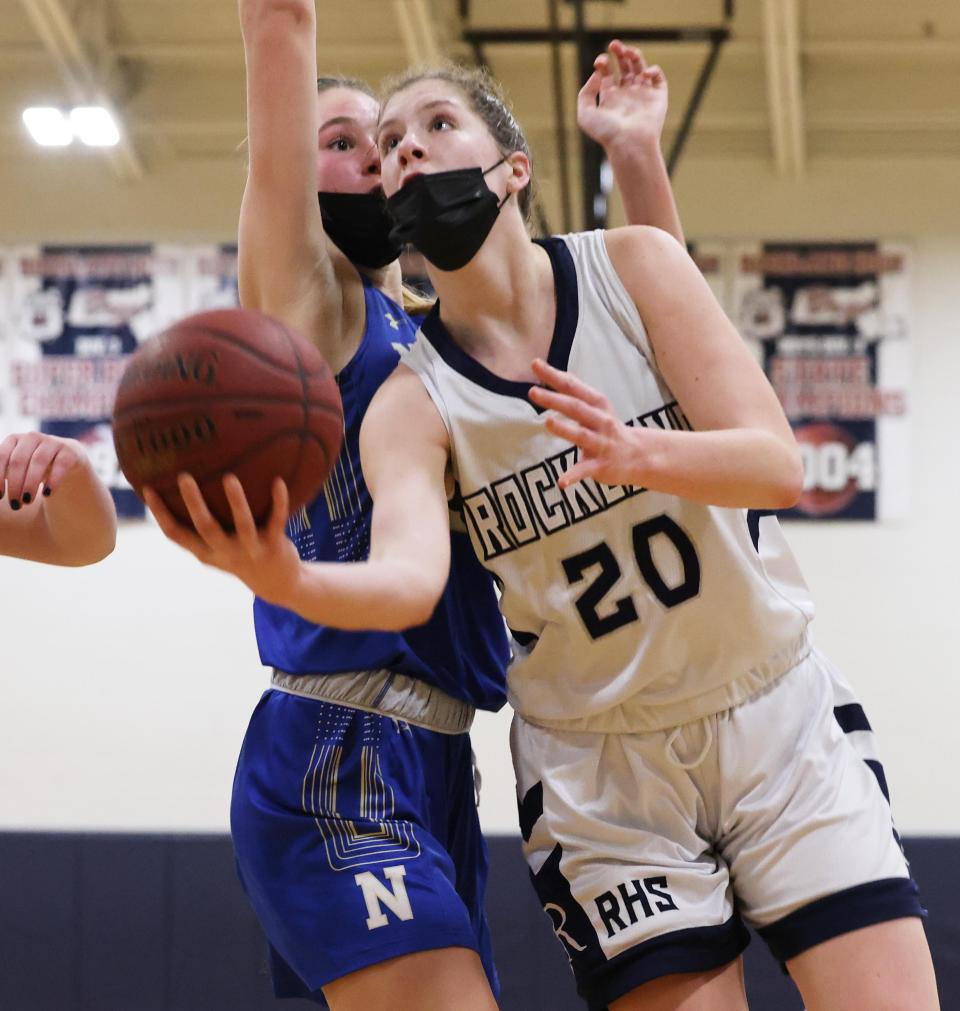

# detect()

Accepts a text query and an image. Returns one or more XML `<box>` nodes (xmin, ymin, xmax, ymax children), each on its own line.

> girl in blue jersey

<box><xmin>151</xmin><ymin>50</ymin><xmax>938</xmax><ymax>1011</ymax></box>
<box><xmin>183</xmin><ymin>2</ymin><xmax>508</xmax><ymax>1006</ymax></box>
<box><xmin>1</xmin><ymin>431</ymin><xmax>116</xmax><ymax>565</ymax></box>
<box><xmin>147</xmin><ymin>3</ymin><xmax>682</xmax><ymax>1008</ymax></box>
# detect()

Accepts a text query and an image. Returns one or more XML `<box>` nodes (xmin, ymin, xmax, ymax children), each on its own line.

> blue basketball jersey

<box><xmin>253</xmin><ymin>277</ymin><xmax>508</xmax><ymax>711</ymax></box>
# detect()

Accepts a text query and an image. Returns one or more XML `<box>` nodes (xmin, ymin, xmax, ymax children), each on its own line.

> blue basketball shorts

<box><xmin>230</xmin><ymin>689</ymin><xmax>498</xmax><ymax>1003</ymax></box>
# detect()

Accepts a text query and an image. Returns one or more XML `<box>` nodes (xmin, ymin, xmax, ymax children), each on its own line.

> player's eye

<box><xmin>430</xmin><ymin>116</ymin><xmax>453</xmax><ymax>132</ymax></box>
<box><xmin>327</xmin><ymin>136</ymin><xmax>353</xmax><ymax>152</ymax></box>
<box><xmin>379</xmin><ymin>134</ymin><xmax>400</xmax><ymax>154</ymax></box>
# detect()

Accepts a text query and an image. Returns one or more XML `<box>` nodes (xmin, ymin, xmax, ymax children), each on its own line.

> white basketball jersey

<box><xmin>403</xmin><ymin>231</ymin><xmax>814</xmax><ymax>732</ymax></box>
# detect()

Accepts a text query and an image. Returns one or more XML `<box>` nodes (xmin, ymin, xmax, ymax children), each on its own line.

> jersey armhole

<box><xmin>568</xmin><ymin>229</ymin><xmax>663</xmax><ymax>376</ymax></box>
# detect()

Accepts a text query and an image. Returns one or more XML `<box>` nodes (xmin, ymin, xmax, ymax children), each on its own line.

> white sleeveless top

<box><xmin>402</xmin><ymin>230</ymin><xmax>813</xmax><ymax>732</ymax></box>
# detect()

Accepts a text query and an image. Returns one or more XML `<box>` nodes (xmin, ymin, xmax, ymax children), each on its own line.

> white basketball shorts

<box><xmin>511</xmin><ymin>648</ymin><xmax>924</xmax><ymax>1010</ymax></box>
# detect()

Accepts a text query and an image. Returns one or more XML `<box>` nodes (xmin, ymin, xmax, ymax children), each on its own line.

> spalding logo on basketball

<box><xmin>793</xmin><ymin>422</ymin><xmax>877</xmax><ymax>517</ymax></box>
<box><xmin>112</xmin><ymin>308</ymin><xmax>343</xmax><ymax>528</ymax></box>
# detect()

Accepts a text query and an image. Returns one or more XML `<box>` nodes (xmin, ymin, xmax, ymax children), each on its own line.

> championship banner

<box><xmin>1</xmin><ymin>245</ymin><xmax>185</xmax><ymax>517</ymax></box>
<box><xmin>734</xmin><ymin>242</ymin><xmax>910</xmax><ymax>521</ymax></box>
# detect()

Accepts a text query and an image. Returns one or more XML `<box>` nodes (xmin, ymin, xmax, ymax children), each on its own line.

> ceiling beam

<box><xmin>761</xmin><ymin>0</ymin><xmax>805</xmax><ymax>176</ymax></box>
<box><xmin>5</xmin><ymin>37</ymin><xmax>960</xmax><ymax>69</ymax></box>
<box><xmin>16</xmin><ymin>0</ymin><xmax>145</xmax><ymax>180</ymax></box>
<box><xmin>393</xmin><ymin>0</ymin><xmax>442</xmax><ymax>65</ymax></box>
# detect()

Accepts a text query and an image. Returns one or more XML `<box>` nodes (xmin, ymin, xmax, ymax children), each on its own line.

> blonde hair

<box><xmin>401</xmin><ymin>284</ymin><xmax>436</xmax><ymax>315</ymax></box>
<box><xmin>380</xmin><ymin>63</ymin><xmax>535</xmax><ymax>222</ymax></box>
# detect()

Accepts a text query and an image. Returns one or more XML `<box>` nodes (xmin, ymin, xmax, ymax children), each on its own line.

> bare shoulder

<box><xmin>603</xmin><ymin>225</ymin><xmax>688</xmax><ymax>278</ymax></box>
<box><xmin>364</xmin><ymin>364</ymin><xmax>449</xmax><ymax>450</ymax></box>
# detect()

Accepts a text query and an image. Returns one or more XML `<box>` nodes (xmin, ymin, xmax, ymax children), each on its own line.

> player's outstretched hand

<box><xmin>144</xmin><ymin>474</ymin><xmax>302</xmax><ymax>605</ymax></box>
<box><xmin>529</xmin><ymin>358</ymin><xmax>650</xmax><ymax>489</ymax></box>
<box><xmin>0</xmin><ymin>432</ymin><xmax>88</xmax><ymax>507</ymax></box>
<box><xmin>577</xmin><ymin>39</ymin><xmax>668</xmax><ymax>151</ymax></box>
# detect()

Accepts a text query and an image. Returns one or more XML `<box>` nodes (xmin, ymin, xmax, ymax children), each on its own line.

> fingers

<box><xmin>609</xmin><ymin>40</ymin><xmax>644</xmax><ymax>83</ymax></box>
<box><xmin>19</xmin><ymin>439</ymin><xmax>59</xmax><ymax>504</ymax></box>
<box><xmin>529</xmin><ymin>384</ymin><xmax>610</xmax><ymax>433</ymax></box>
<box><xmin>554</xmin><ymin>456</ymin><xmax>604</xmax><ymax>489</ymax></box>
<box><xmin>267</xmin><ymin>478</ymin><xmax>290</xmax><ymax>540</ymax></box>
<box><xmin>643</xmin><ymin>64</ymin><xmax>665</xmax><ymax>89</ymax></box>
<box><xmin>578</xmin><ymin>69</ymin><xmax>605</xmax><ymax>112</ymax></box>
<box><xmin>177</xmin><ymin>473</ymin><xmax>232</xmax><ymax>553</ymax></box>
<box><xmin>44</xmin><ymin>439</ymin><xmax>83</xmax><ymax>494</ymax></box>
<box><xmin>0</xmin><ymin>433</ymin><xmax>24</xmax><ymax>504</ymax></box>
<box><xmin>606</xmin><ymin>43</ymin><xmax>623</xmax><ymax>86</ymax></box>
<box><xmin>0</xmin><ymin>433</ymin><xmax>86</xmax><ymax>505</ymax></box>
<box><xmin>544</xmin><ymin>413</ymin><xmax>606</xmax><ymax>458</ymax></box>
<box><xmin>1</xmin><ymin>432</ymin><xmax>47</xmax><ymax>505</ymax></box>
<box><xmin>605</xmin><ymin>41</ymin><xmax>665</xmax><ymax>90</ymax></box>
<box><xmin>531</xmin><ymin>358</ymin><xmax>610</xmax><ymax>411</ymax></box>
<box><xmin>223</xmin><ymin>473</ymin><xmax>259</xmax><ymax>552</ymax></box>
<box><xmin>143</xmin><ymin>485</ymin><xmax>210</xmax><ymax>559</ymax></box>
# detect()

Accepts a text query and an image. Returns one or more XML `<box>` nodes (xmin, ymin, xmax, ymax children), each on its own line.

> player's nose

<box><xmin>397</xmin><ymin>133</ymin><xmax>425</xmax><ymax>169</ymax></box>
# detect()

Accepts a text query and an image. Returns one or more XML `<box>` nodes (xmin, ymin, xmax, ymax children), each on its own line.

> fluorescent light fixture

<box><xmin>22</xmin><ymin>107</ymin><xmax>72</xmax><ymax>147</ymax></box>
<box><xmin>69</xmin><ymin>106</ymin><xmax>120</xmax><ymax>147</ymax></box>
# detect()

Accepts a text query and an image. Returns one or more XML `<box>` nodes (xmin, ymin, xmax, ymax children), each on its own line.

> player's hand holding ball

<box><xmin>143</xmin><ymin>472</ymin><xmax>303</xmax><ymax>606</ymax></box>
<box><xmin>113</xmin><ymin>307</ymin><xmax>343</xmax><ymax>601</ymax></box>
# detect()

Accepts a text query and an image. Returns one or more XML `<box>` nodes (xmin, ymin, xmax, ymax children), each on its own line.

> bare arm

<box><xmin>285</xmin><ymin>366</ymin><xmax>452</xmax><ymax>627</ymax></box>
<box><xmin>578</xmin><ymin>41</ymin><xmax>684</xmax><ymax>245</ymax></box>
<box><xmin>144</xmin><ymin>366</ymin><xmax>452</xmax><ymax>630</ymax></box>
<box><xmin>530</xmin><ymin>227</ymin><xmax>802</xmax><ymax>509</ymax></box>
<box><xmin>238</xmin><ymin>0</ymin><xmax>360</xmax><ymax>372</ymax></box>
<box><xmin>0</xmin><ymin>433</ymin><xmax>117</xmax><ymax>566</ymax></box>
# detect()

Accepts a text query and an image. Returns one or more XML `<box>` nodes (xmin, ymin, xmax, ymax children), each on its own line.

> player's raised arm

<box><xmin>238</xmin><ymin>0</ymin><xmax>357</xmax><ymax>371</ymax></box>
<box><xmin>578</xmin><ymin>41</ymin><xmax>684</xmax><ymax>244</ymax></box>
<box><xmin>0</xmin><ymin>432</ymin><xmax>117</xmax><ymax>566</ymax></box>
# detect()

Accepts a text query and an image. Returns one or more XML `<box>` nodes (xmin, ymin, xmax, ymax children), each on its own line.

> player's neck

<box><xmin>430</xmin><ymin>219</ymin><xmax>550</xmax><ymax>346</ymax></box>
<box><xmin>359</xmin><ymin>260</ymin><xmax>403</xmax><ymax>306</ymax></box>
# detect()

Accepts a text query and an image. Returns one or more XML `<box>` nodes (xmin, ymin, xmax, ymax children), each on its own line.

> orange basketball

<box><xmin>112</xmin><ymin>308</ymin><xmax>342</xmax><ymax>528</ymax></box>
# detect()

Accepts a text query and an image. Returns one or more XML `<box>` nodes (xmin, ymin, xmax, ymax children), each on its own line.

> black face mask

<box><xmin>386</xmin><ymin>158</ymin><xmax>509</xmax><ymax>272</ymax></box>
<box><xmin>318</xmin><ymin>189</ymin><xmax>402</xmax><ymax>269</ymax></box>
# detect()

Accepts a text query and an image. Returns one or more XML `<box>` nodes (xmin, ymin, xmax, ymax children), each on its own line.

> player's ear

<box><xmin>504</xmin><ymin>152</ymin><xmax>531</xmax><ymax>199</ymax></box>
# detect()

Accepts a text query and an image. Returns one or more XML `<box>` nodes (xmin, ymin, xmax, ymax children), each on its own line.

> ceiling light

<box><xmin>22</xmin><ymin>107</ymin><xmax>72</xmax><ymax>147</ymax></box>
<box><xmin>69</xmin><ymin>106</ymin><xmax>120</xmax><ymax>147</ymax></box>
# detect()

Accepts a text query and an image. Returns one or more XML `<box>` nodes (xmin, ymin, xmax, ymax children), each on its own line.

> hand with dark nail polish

<box><xmin>0</xmin><ymin>430</ymin><xmax>116</xmax><ymax>564</ymax></box>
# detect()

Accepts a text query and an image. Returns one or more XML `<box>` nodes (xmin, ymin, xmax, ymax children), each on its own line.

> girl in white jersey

<box><xmin>153</xmin><ymin>61</ymin><xmax>938</xmax><ymax>1011</ymax></box>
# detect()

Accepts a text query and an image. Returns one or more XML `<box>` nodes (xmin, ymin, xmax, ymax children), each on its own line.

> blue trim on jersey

<box><xmin>834</xmin><ymin>702</ymin><xmax>872</xmax><ymax>734</ymax></box>
<box><xmin>253</xmin><ymin>275</ymin><xmax>508</xmax><ymax>711</ymax></box>
<box><xmin>578</xmin><ymin>916</ymin><xmax>750</xmax><ymax>1011</ymax></box>
<box><xmin>419</xmin><ymin>237</ymin><xmax>578</xmax><ymax>406</ymax></box>
<box><xmin>746</xmin><ymin>509</ymin><xmax>777</xmax><ymax>551</ymax></box>
<box><xmin>757</xmin><ymin>876</ymin><xmax>925</xmax><ymax>962</ymax></box>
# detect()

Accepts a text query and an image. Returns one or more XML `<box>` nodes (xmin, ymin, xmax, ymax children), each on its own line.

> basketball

<box><xmin>112</xmin><ymin>308</ymin><xmax>343</xmax><ymax>528</ymax></box>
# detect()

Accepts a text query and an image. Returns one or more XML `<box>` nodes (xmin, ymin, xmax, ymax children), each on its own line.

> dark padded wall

<box><xmin>1</xmin><ymin>834</ymin><xmax>955</xmax><ymax>1010</ymax></box>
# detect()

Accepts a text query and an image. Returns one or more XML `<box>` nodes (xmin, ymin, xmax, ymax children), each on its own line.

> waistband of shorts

<box><xmin>270</xmin><ymin>668</ymin><xmax>475</xmax><ymax>735</ymax></box>
<box><xmin>518</xmin><ymin>632</ymin><xmax>812</xmax><ymax>735</ymax></box>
